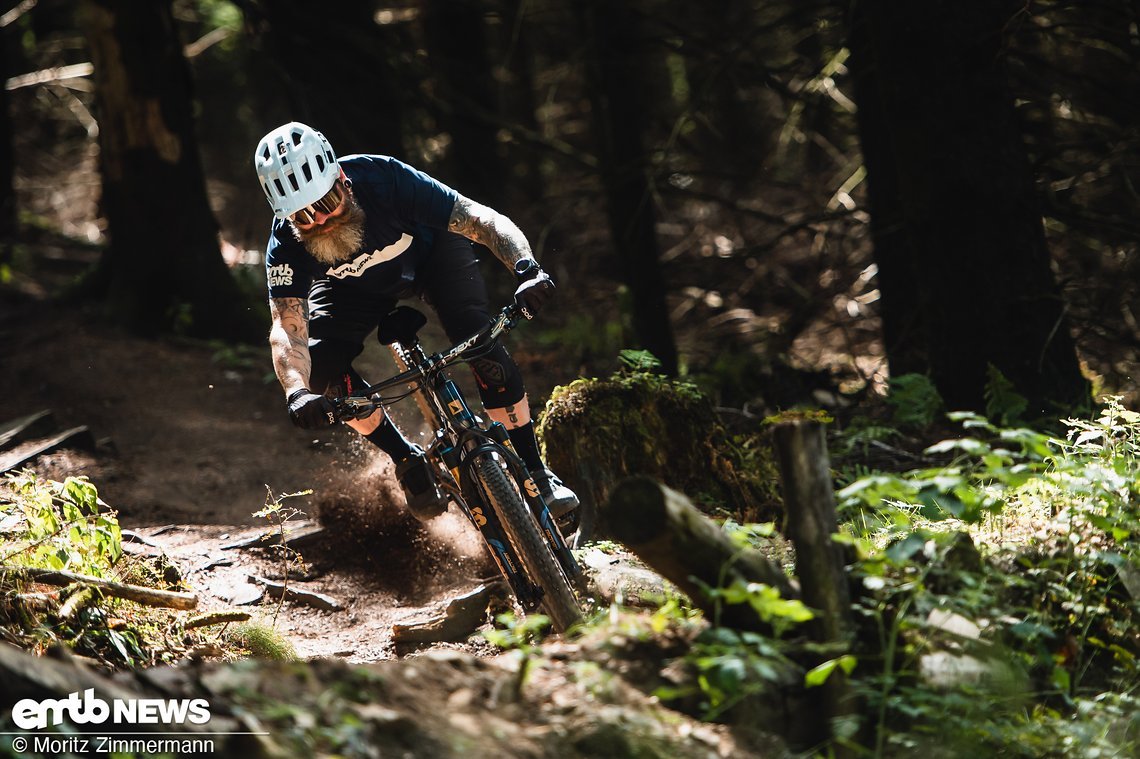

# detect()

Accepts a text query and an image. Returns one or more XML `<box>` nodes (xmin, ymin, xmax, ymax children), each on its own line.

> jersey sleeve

<box><xmin>351</xmin><ymin>155</ymin><xmax>458</xmax><ymax>230</ymax></box>
<box><xmin>264</xmin><ymin>222</ymin><xmax>314</xmax><ymax>299</ymax></box>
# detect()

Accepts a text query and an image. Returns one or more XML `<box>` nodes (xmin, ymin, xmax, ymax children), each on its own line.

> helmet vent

<box><xmin>255</xmin><ymin>122</ymin><xmax>339</xmax><ymax>219</ymax></box>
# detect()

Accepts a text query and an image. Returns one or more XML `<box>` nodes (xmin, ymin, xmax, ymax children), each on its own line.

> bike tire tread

<box><xmin>473</xmin><ymin>455</ymin><xmax>583</xmax><ymax>633</ymax></box>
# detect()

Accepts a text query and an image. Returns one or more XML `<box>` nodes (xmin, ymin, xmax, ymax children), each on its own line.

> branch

<box><xmin>0</xmin><ymin>566</ymin><xmax>198</xmax><ymax>610</ymax></box>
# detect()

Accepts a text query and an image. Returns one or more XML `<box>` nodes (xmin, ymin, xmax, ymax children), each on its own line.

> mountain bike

<box><xmin>333</xmin><ymin>303</ymin><xmax>586</xmax><ymax>633</ymax></box>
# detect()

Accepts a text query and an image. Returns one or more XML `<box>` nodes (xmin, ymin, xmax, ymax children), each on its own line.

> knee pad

<box><xmin>468</xmin><ymin>342</ymin><xmax>525</xmax><ymax>408</ymax></box>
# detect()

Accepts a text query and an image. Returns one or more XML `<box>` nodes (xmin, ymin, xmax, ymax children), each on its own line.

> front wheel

<box><xmin>473</xmin><ymin>454</ymin><xmax>583</xmax><ymax>633</ymax></box>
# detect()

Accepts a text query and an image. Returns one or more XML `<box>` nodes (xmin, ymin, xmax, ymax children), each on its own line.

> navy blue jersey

<box><xmin>264</xmin><ymin>155</ymin><xmax>459</xmax><ymax>299</ymax></box>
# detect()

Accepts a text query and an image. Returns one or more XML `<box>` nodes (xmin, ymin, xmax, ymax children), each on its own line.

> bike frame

<box><xmin>335</xmin><ymin>306</ymin><xmax>582</xmax><ymax>612</ymax></box>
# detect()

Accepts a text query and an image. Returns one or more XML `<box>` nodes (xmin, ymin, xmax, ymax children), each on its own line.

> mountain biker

<box><xmin>254</xmin><ymin>121</ymin><xmax>579</xmax><ymax>525</ymax></box>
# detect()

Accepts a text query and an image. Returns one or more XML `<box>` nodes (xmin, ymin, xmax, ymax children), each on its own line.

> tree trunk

<box><xmin>847</xmin><ymin>0</ymin><xmax>1090</xmax><ymax>418</ymax></box>
<box><xmin>677</xmin><ymin>2</ymin><xmax>764</xmax><ymax>183</ymax></box>
<box><xmin>80</xmin><ymin>0</ymin><xmax>263</xmax><ymax>341</ymax></box>
<box><xmin>577</xmin><ymin>0</ymin><xmax>678</xmax><ymax>375</ymax></box>
<box><xmin>496</xmin><ymin>0</ymin><xmax>544</xmax><ymax>209</ymax></box>
<box><xmin>604</xmin><ymin>477</ymin><xmax>797</xmax><ymax>634</ymax></box>
<box><xmin>421</xmin><ymin>0</ymin><xmax>505</xmax><ymax>209</ymax></box>
<box><xmin>246</xmin><ymin>0</ymin><xmax>406</xmax><ymax>157</ymax></box>
<box><xmin>0</xmin><ymin>19</ymin><xmax>16</xmax><ymax>255</ymax></box>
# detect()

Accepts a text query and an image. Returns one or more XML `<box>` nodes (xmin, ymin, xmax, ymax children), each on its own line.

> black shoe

<box><xmin>531</xmin><ymin>467</ymin><xmax>579</xmax><ymax>523</ymax></box>
<box><xmin>395</xmin><ymin>446</ymin><xmax>448</xmax><ymax>521</ymax></box>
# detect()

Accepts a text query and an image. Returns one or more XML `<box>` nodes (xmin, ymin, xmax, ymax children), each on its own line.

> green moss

<box><xmin>224</xmin><ymin>622</ymin><xmax>299</xmax><ymax>661</ymax></box>
<box><xmin>762</xmin><ymin>408</ymin><xmax>834</xmax><ymax>426</ymax></box>
<box><xmin>537</xmin><ymin>371</ymin><xmax>782</xmax><ymax>524</ymax></box>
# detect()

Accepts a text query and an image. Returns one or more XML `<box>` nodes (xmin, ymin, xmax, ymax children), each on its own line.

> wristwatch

<box><xmin>514</xmin><ymin>258</ymin><xmax>539</xmax><ymax>280</ymax></box>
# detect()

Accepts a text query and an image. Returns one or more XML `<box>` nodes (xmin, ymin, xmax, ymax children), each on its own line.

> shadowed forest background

<box><xmin>2</xmin><ymin>2</ymin><xmax>1140</xmax><ymax>757</ymax></box>
<box><xmin>3</xmin><ymin>0</ymin><xmax>1137</xmax><ymax>417</ymax></box>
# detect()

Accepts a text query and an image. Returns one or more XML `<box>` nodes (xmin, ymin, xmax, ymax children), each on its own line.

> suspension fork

<box><xmin>484</xmin><ymin>423</ymin><xmax>583</xmax><ymax>583</ymax></box>
<box><xmin>457</xmin><ymin>451</ymin><xmax>545</xmax><ymax>611</ymax></box>
<box><xmin>430</xmin><ymin>376</ymin><xmax>544</xmax><ymax>609</ymax></box>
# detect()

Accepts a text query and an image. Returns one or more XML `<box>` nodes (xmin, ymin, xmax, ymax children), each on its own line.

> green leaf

<box><xmin>804</xmin><ymin>655</ymin><xmax>857</xmax><ymax>687</ymax></box>
<box><xmin>886</xmin><ymin>374</ymin><xmax>943</xmax><ymax>429</ymax></box>
<box><xmin>984</xmin><ymin>364</ymin><xmax>1029</xmax><ymax>425</ymax></box>
<box><xmin>618</xmin><ymin>349</ymin><xmax>663</xmax><ymax>373</ymax></box>
<box><xmin>62</xmin><ymin>477</ymin><xmax>99</xmax><ymax>513</ymax></box>
<box><xmin>924</xmin><ymin>438</ymin><xmax>990</xmax><ymax>456</ymax></box>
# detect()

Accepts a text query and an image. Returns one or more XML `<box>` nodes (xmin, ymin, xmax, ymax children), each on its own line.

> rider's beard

<box><xmin>291</xmin><ymin>197</ymin><xmax>366</xmax><ymax>265</ymax></box>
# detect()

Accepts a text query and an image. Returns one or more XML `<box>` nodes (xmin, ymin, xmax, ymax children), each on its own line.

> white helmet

<box><xmin>254</xmin><ymin>122</ymin><xmax>339</xmax><ymax>219</ymax></box>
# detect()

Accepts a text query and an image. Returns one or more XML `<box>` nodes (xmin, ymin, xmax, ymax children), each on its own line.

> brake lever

<box><xmin>335</xmin><ymin>396</ymin><xmax>380</xmax><ymax>422</ymax></box>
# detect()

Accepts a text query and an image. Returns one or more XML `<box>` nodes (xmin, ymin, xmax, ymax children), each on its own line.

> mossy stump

<box><xmin>536</xmin><ymin>373</ymin><xmax>779</xmax><ymax>532</ymax></box>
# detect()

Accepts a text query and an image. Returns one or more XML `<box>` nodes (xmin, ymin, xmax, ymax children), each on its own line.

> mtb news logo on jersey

<box><xmin>11</xmin><ymin>689</ymin><xmax>211</xmax><ymax>730</ymax></box>
<box><xmin>268</xmin><ymin>262</ymin><xmax>293</xmax><ymax>287</ymax></box>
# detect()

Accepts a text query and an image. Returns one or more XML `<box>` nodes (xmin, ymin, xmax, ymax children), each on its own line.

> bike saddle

<box><xmin>377</xmin><ymin>306</ymin><xmax>428</xmax><ymax>346</ymax></box>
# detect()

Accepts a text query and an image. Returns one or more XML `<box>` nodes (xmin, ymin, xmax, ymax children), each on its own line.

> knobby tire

<box><xmin>473</xmin><ymin>454</ymin><xmax>583</xmax><ymax>633</ymax></box>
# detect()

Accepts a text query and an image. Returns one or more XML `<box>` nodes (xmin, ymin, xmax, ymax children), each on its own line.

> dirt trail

<box><xmin>138</xmin><ymin>510</ymin><xmax>500</xmax><ymax>661</ymax></box>
<box><xmin>1</xmin><ymin>297</ymin><xmax>508</xmax><ymax>661</ymax></box>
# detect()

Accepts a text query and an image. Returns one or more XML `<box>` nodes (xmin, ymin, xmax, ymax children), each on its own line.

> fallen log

<box><xmin>0</xmin><ymin>640</ymin><xmax>151</xmax><ymax>705</ymax></box>
<box><xmin>603</xmin><ymin>476</ymin><xmax>797</xmax><ymax>633</ymax></box>
<box><xmin>0</xmin><ymin>643</ymin><xmax>243</xmax><ymax>737</ymax></box>
<box><xmin>0</xmin><ymin>409</ymin><xmax>56</xmax><ymax>451</ymax></box>
<box><xmin>392</xmin><ymin>583</ymin><xmax>505</xmax><ymax>645</ymax></box>
<box><xmin>0</xmin><ymin>426</ymin><xmax>96</xmax><ymax>473</ymax></box>
<box><xmin>249</xmin><ymin>575</ymin><xmax>343</xmax><ymax>612</ymax></box>
<box><xmin>184</xmin><ymin>610</ymin><xmax>252</xmax><ymax>630</ymax></box>
<box><xmin>0</xmin><ymin>566</ymin><xmax>198</xmax><ymax>610</ymax></box>
<box><xmin>221</xmin><ymin>522</ymin><xmax>326</xmax><ymax>551</ymax></box>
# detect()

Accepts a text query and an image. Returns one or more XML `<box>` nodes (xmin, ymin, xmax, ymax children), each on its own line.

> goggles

<box><xmin>290</xmin><ymin>179</ymin><xmax>346</xmax><ymax>225</ymax></box>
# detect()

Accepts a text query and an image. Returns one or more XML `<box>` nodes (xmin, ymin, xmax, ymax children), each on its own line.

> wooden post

<box><xmin>604</xmin><ymin>476</ymin><xmax>797</xmax><ymax>633</ymax></box>
<box><xmin>773</xmin><ymin>419</ymin><xmax>856</xmax><ymax>753</ymax></box>
<box><xmin>772</xmin><ymin>420</ymin><xmax>852</xmax><ymax>641</ymax></box>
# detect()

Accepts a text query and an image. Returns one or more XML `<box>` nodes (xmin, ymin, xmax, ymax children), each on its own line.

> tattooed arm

<box><xmin>268</xmin><ymin>297</ymin><xmax>312</xmax><ymax>397</ymax></box>
<box><xmin>447</xmin><ymin>195</ymin><xmax>534</xmax><ymax>270</ymax></box>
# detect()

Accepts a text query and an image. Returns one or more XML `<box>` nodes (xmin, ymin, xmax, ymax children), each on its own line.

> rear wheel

<box><xmin>473</xmin><ymin>454</ymin><xmax>583</xmax><ymax>633</ymax></box>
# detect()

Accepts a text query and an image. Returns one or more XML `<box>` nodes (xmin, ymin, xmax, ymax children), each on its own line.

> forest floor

<box><xmin>0</xmin><ymin>260</ymin><xmax>549</xmax><ymax>663</ymax></box>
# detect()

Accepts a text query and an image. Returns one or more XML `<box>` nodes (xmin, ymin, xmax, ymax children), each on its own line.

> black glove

<box><xmin>286</xmin><ymin>389</ymin><xmax>337</xmax><ymax>430</ymax></box>
<box><xmin>513</xmin><ymin>258</ymin><xmax>555</xmax><ymax>320</ymax></box>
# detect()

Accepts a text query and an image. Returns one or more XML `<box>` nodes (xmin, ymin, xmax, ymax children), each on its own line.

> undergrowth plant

<box><xmin>483</xmin><ymin>611</ymin><xmax>552</xmax><ymax>699</ymax></box>
<box><xmin>837</xmin><ymin>396</ymin><xmax>1140</xmax><ymax>756</ymax></box>
<box><xmin>1</xmin><ymin>471</ymin><xmax>289</xmax><ymax>668</ymax></box>
<box><xmin>2</xmin><ymin>472</ymin><xmax>122</xmax><ymax>576</ymax></box>
<box><xmin>253</xmin><ymin>486</ymin><xmax>313</xmax><ymax>625</ymax></box>
<box><xmin>1</xmin><ymin>473</ymin><xmax>145</xmax><ymax>665</ymax></box>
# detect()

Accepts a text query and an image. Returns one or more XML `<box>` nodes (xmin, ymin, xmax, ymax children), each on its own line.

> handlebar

<box><xmin>333</xmin><ymin>303</ymin><xmax>523</xmax><ymax>421</ymax></box>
